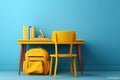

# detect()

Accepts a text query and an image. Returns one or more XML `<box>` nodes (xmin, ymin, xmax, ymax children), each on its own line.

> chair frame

<box><xmin>49</xmin><ymin>32</ymin><xmax>77</xmax><ymax>78</ymax></box>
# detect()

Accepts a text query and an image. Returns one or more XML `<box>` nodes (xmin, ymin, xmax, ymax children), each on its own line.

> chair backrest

<box><xmin>52</xmin><ymin>31</ymin><xmax>76</xmax><ymax>54</ymax></box>
<box><xmin>52</xmin><ymin>31</ymin><xmax>76</xmax><ymax>42</ymax></box>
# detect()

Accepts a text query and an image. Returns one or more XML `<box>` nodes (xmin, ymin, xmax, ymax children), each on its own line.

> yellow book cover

<box><xmin>30</xmin><ymin>27</ymin><xmax>35</xmax><ymax>40</ymax></box>
<box><xmin>23</xmin><ymin>25</ymin><xmax>28</xmax><ymax>40</ymax></box>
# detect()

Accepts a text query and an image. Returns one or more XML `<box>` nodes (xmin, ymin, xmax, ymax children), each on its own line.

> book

<box><xmin>23</xmin><ymin>25</ymin><xmax>28</xmax><ymax>40</ymax></box>
<box><xmin>30</xmin><ymin>27</ymin><xmax>35</xmax><ymax>40</ymax></box>
<box><xmin>28</xmin><ymin>26</ymin><xmax>32</xmax><ymax>39</ymax></box>
<box><xmin>34</xmin><ymin>37</ymin><xmax>49</xmax><ymax>40</ymax></box>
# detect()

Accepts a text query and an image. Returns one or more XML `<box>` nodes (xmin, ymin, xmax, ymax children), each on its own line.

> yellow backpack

<box><xmin>23</xmin><ymin>47</ymin><xmax>49</xmax><ymax>75</ymax></box>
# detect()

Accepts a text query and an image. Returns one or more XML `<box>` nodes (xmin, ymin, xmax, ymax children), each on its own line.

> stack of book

<box><xmin>23</xmin><ymin>25</ymin><xmax>35</xmax><ymax>40</ymax></box>
<box><xmin>23</xmin><ymin>25</ymin><xmax>49</xmax><ymax>40</ymax></box>
<box><xmin>34</xmin><ymin>36</ymin><xmax>49</xmax><ymax>40</ymax></box>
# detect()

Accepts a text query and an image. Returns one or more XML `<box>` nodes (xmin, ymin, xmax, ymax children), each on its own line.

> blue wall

<box><xmin>0</xmin><ymin>0</ymin><xmax>120</xmax><ymax>71</ymax></box>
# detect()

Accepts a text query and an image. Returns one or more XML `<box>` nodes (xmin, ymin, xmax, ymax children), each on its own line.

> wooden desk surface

<box><xmin>17</xmin><ymin>39</ymin><xmax>84</xmax><ymax>44</ymax></box>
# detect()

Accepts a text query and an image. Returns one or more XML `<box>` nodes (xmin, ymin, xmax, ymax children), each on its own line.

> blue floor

<box><xmin>0</xmin><ymin>71</ymin><xmax>120</xmax><ymax>80</ymax></box>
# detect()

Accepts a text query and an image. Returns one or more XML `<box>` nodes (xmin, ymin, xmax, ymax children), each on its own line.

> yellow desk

<box><xmin>17</xmin><ymin>39</ymin><xmax>84</xmax><ymax>75</ymax></box>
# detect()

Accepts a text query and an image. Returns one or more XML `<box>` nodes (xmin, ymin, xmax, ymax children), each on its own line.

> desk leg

<box><xmin>18</xmin><ymin>44</ymin><xmax>26</xmax><ymax>75</ymax></box>
<box><xmin>76</xmin><ymin>44</ymin><xmax>83</xmax><ymax>74</ymax></box>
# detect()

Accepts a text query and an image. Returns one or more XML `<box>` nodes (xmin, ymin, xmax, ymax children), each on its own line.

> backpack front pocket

<box><xmin>27</xmin><ymin>60</ymin><xmax>44</xmax><ymax>74</ymax></box>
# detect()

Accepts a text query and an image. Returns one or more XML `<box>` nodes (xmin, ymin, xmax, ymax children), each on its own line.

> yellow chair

<box><xmin>49</xmin><ymin>31</ymin><xmax>77</xmax><ymax>78</ymax></box>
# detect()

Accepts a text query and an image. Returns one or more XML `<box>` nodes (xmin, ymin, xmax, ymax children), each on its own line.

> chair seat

<box><xmin>50</xmin><ymin>54</ymin><xmax>77</xmax><ymax>57</ymax></box>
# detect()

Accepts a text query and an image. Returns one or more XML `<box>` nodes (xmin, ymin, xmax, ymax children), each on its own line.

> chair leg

<box><xmin>49</xmin><ymin>57</ymin><xmax>53</xmax><ymax>75</ymax></box>
<box><xmin>73</xmin><ymin>57</ymin><xmax>77</xmax><ymax>77</ymax></box>
<box><xmin>70</xmin><ymin>57</ymin><xmax>73</xmax><ymax>74</ymax></box>
<box><xmin>54</xmin><ymin>56</ymin><xmax>58</xmax><ymax>78</ymax></box>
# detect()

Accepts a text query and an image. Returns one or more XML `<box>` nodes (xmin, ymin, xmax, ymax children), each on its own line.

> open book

<box><xmin>34</xmin><ymin>29</ymin><xmax>49</xmax><ymax>40</ymax></box>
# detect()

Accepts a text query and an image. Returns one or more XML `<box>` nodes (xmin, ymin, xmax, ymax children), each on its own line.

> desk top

<box><xmin>17</xmin><ymin>39</ymin><xmax>84</xmax><ymax>44</ymax></box>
